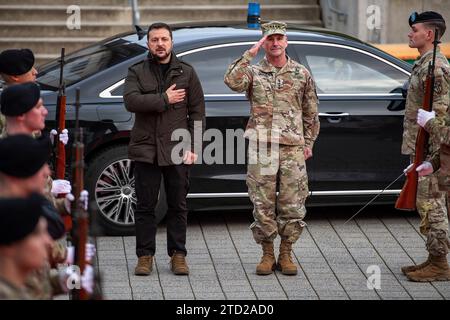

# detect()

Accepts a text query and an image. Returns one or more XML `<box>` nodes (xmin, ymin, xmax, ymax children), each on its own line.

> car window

<box><xmin>294</xmin><ymin>44</ymin><xmax>408</xmax><ymax>94</ymax></box>
<box><xmin>102</xmin><ymin>44</ymin><xmax>264</xmax><ymax>97</ymax></box>
<box><xmin>37</xmin><ymin>39</ymin><xmax>146</xmax><ymax>90</ymax></box>
<box><xmin>180</xmin><ymin>44</ymin><xmax>265</xmax><ymax>94</ymax></box>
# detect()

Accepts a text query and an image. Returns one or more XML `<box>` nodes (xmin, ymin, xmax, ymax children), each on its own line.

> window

<box><xmin>37</xmin><ymin>38</ymin><xmax>146</xmax><ymax>90</ymax></box>
<box><xmin>294</xmin><ymin>44</ymin><xmax>408</xmax><ymax>94</ymax></box>
<box><xmin>180</xmin><ymin>44</ymin><xmax>264</xmax><ymax>94</ymax></box>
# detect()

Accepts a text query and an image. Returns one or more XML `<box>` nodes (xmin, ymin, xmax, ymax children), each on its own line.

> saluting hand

<box><xmin>248</xmin><ymin>35</ymin><xmax>267</xmax><ymax>57</ymax></box>
<box><xmin>166</xmin><ymin>84</ymin><xmax>186</xmax><ymax>104</ymax></box>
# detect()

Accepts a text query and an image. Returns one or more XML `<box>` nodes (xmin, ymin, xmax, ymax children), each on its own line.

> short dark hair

<box><xmin>147</xmin><ymin>22</ymin><xmax>173</xmax><ymax>40</ymax></box>
<box><xmin>424</xmin><ymin>21</ymin><xmax>446</xmax><ymax>39</ymax></box>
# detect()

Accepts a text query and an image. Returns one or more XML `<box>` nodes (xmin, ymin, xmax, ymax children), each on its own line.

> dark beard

<box><xmin>155</xmin><ymin>51</ymin><xmax>171</xmax><ymax>62</ymax></box>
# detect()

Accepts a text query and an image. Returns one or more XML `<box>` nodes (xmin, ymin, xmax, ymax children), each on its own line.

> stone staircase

<box><xmin>0</xmin><ymin>0</ymin><xmax>323</xmax><ymax>66</ymax></box>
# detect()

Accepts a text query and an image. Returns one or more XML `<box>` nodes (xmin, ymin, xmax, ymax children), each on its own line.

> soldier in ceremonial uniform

<box><xmin>401</xmin><ymin>11</ymin><xmax>450</xmax><ymax>282</ymax></box>
<box><xmin>0</xmin><ymin>134</ymin><xmax>70</xmax><ymax>298</ymax></box>
<box><xmin>0</xmin><ymin>48</ymin><xmax>38</xmax><ymax>135</ymax></box>
<box><xmin>0</xmin><ymin>82</ymin><xmax>71</xmax><ymax>221</ymax></box>
<box><xmin>409</xmin><ymin>107</ymin><xmax>450</xmax><ymax>281</ymax></box>
<box><xmin>224</xmin><ymin>21</ymin><xmax>320</xmax><ymax>275</ymax></box>
<box><xmin>0</xmin><ymin>194</ymin><xmax>54</xmax><ymax>300</ymax></box>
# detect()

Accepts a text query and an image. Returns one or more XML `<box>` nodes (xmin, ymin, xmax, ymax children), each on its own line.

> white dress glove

<box><xmin>51</xmin><ymin>179</ymin><xmax>72</xmax><ymax>196</ymax></box>
<box><xmin>50</xmin><ymin>128</ymin><xmax>69</xmax><ymax>145</ymax></box>
<box><xmin>81</xmin><ymin>265</ymin><xmax>95</xmax><ymax>294</ymax></box>
<box><xmin>64</xmin><ymin>193</ymin><xmax>75</xmax><ymax>214</ymax></box>
<box><xmin>403</xmin><ymin>163</ymin><xmax>414</xmax><ymax>174</ymax></box>
<box><xmin>65</xmin><ymin>243</ymin><xmax>97</xmax><ymax>265</ymax></box>
<box><xmin>416</xmin><ymin>161</ymin><xmax>434</xmax><ymax>177</ymax></box>
<box><xmin>417</xmin><ymin>109</ymin><xmax>435</xmax><ymax>128</ymax></box>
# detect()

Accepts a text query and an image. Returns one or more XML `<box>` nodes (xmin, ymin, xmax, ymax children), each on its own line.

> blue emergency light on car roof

<box><xmin>247</xmin><ymin>2</ymin><xmax>261</xmax><ymax>29</ymax></box>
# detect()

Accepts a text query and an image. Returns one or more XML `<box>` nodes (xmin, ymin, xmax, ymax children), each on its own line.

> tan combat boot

<box><xmin>256</xmin><ymin>241</ymin><xmax>276</xmax><ymax>275</ymax></box>
<box><xmin>135</xmin><ymin>255</ymin><xmax>153</xmax><ymax>276</ymax></box>
<box><xmin>406</xmin><ymin>254</ymin><xmax>450</xmax><ymax>282</ymax></box>
<box><xmin>170</xmin><ymin>251</ymin><xmax>189</xmax><ymax>275</ymax></box>
<box><xmin>401</xmin><ymin>255</ymin><xmax>431</xmax><ymax>275</ymax></box>
<box><xmin>277</xmin><ymin>240</ymin><xmax>298</xmax><ymax>275</ymax></box>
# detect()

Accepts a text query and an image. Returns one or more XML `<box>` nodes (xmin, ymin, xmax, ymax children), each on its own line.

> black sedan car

<box><xmin>35</xmin><ymin>22</ymin><xmax>411</xmax><ymax>235</ymax></box>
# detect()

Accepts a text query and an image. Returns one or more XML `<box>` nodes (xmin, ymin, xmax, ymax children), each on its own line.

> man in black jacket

<box><xmin>124</xmin><ymin>22</ymin><xmax>205</xmax><ymax>276</ymax></box>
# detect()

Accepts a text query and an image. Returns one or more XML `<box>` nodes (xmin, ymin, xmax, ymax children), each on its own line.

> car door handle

<box><xmin>319</xmin><ymin>112</ymin><xmax>350</xmax><ymax>117</ymax></box>
<box><xmin>319</xmin><ymin>112</ymin><xmax>349</xmax><ymax>124</ymax></box>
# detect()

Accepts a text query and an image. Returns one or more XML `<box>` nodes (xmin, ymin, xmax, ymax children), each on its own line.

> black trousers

<box><xmin>134</xmin><ymin>161</ymin><xmax>190</xmax><ymax>257</ymax></box>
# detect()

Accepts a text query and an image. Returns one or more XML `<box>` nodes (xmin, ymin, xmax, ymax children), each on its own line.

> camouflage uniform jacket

<box><xmin>0</xmin><ymin>114</ymin><xmax>5</xmax><ymax>137</ymax></box>
<box><xmin>224</xmin><ymin>51</ymin><xmax>320</xmax><ymax>147</ymax></box>
<box><xmin>402</xmin><ymin>48</ymin><xmax>450</xmax><ymax>157</ymax></box>
<box><xmin>0</xmin><ymin>277</ymin><xmax>31</xmax><ymax>300</ymax></box>
<box><xmin>25</xmin><ymin>262</ymin><xmax>66</xmax><ymax>300</ymax></box>
<box><xmin>425</xmin><ymin>116</ymin><xmax>450</xmax><ymax>191</ymax></box>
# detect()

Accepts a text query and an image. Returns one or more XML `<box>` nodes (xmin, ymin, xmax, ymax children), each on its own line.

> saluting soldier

<box><xmin>0</xmin><ymin>193</ymin><xmax>54</xmax><ymax>300</ymax></box>
<box><xmin>401</xmin><ymin>11</ymin><xmax>450</xmax><ymax>282</ymax></box>
<box><xmin>224</xmin><ymin>21</ymin><xmax>320</xmax><ymax>275</ymax></box>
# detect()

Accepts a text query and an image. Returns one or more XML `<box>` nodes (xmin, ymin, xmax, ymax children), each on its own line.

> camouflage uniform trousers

<box><xmin>0</xmin><ymin>114</ymin><xmax>5</xmax><ymax>136</ymax></box>
<box><xmin>417</xmin><ymin>173</ymin><xmax>450</xmax><ymax>256</ymax></box>
<box><xmin>247</xmin><ymin>142</ymin><xmax>308</xmax><ymax>244</ymax></box>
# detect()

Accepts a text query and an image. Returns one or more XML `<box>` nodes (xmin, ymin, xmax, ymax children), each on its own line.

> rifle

<box><xmin>53</xmin><ymin>48</ymin><xmax>72</xmax><ymax>231</ymax></box>
<box><xmin>54</xmin><ymin>47</ymin><xmax>66</xmax><ymax>179</ymax></box>
<box><xmin>69</xmin><ymin>88</ymin><xmax>103</xmax><ymax>300</ymax></box>
<box><xmin>70</xmin><ymin>88</ymin><xmax>89</xmax><ymax>300</ymax></box>
<box><xmin>395</xmin><ymin>29</ymin><xmax>441</xmax><ymax>210</ymax></box>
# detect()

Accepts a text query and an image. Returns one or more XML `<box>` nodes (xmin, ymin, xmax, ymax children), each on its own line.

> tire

<box><xmin>85</xmin><ymin>144</ymin><xmax>167</xmax><ymax>236</ymax></box>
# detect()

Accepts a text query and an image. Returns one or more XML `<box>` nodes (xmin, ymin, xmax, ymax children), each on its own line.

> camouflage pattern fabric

<box><xmin>402</xmin><ymin>49</ymin><xmax>450</xmax><ymax>156</ymax></box>
<box><xmin>247</xmin><ymin>143</ymin><xmax>308</xmax><ymax>244</ymax></box>
<box><xmin>402</xmin><ymin>48</ymin><xmax>450</xmax><ymax>257</ymax></box>
<box><xmin>0</xmin><ymin>114</ymin><xmax>5</xmax><ymax>137</ymax></box>
<box><xmin>225</xmin><ymin>50</ymin><xmax>318</xmax><ymax>244</ymax></box>
<box><xmin>25</xmin><ymin>262</ymin><xmax>66</xmax><ymax>300</ymax></box>
<box><xmin>224</xmin><ymin>51</ymin><xmax>320</xmax><ymax>147</ymax></box>
<box><xmin>426</xmin><ymin>116</ymin><xmax>450</xmax><ymax>190</ymax></box>
<box><xmin>416</xmin><ymin>175</ymin><xmax>449</xmax><ymax>256</ymax></box>
<box><xmin>0</xmin><ymin>277</ymin><xmax>31</xmax><ymax>300</ymax></box>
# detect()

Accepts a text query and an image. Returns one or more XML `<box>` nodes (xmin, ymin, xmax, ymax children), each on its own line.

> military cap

<box><xmin>409</xmin><ymin>11</ymin><xmax>446</xmax><ymax>27</ymax></box>
<box><xmin>0</xmin><ymin>82</ymin><xmax>41</xmax><ymax>116</ymax></box>
<box><xmin>0</xmin><ymin>134</ymin><xmax>51</xmax><ymax>178</ymax></box>
<box><xmin>261</xmin><ymin>21</ymin><xmax>287</xmax><ymax>37</ymax></box>
<box><xmin>0</xmin><ymin>49</ymin><xmax>35</xmax><ymax>76</ymax></box>
<box><xmin>0</xmin><ymin>193</ymin><xmax>45</xmax><ymax>246</ymax></box>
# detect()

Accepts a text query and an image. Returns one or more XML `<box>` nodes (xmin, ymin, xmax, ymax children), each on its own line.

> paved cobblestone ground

<box><xmin>95</xmin><ymin>206</ymin><xmax>450</xmax><ymax>300</ymax></box>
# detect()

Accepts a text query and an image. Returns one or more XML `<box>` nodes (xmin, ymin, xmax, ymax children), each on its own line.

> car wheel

<box><xmin>85</xmin><ymin>145</ymin><xmax>167</xmax><ymax>236</ymax></box>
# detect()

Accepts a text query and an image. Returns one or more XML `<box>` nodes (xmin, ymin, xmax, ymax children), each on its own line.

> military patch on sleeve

<box><xmin>434</xmin><ymin>79</ymin><xmax>442</xmax><ymax>95</ymax></box>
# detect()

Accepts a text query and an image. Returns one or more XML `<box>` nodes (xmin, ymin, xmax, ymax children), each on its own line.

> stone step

<box><xmin>0</xmin><ymin>4</ymin><xmax>320</xmax><ymax>23</ymax></box>
<box><xmin>0</xmin><ymin>20</ymin><xmax>322</xmax><ymax>37</ymax></box>
<box><xmin>0</xmin><ymin>21</ymin><xmax>133</xmax><ymax>38</ymax></box>
<box><xmin>0</xmin><ymin>0</ymin><xmax>315</xmax><ymax>5</ymax></box>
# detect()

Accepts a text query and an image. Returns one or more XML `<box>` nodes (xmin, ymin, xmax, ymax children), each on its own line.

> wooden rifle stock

<box><xmin>54</xmin><ymin>47</ymin><xmax>66</xmax><ymax>180</ymax></box>
<box><xmin>53</xmin><ymin>48</ymin><xmax>72</xmax><ymax>231</ymax></box>
<box><xmin>395</xmin><ymin>29</ymin><xmax>440</xmax><ymax>210</ymax></box>
<box><xmin>71</xmin><ymin>88</ymin><xmax>89</xmax><ymax>300</ymax></box>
